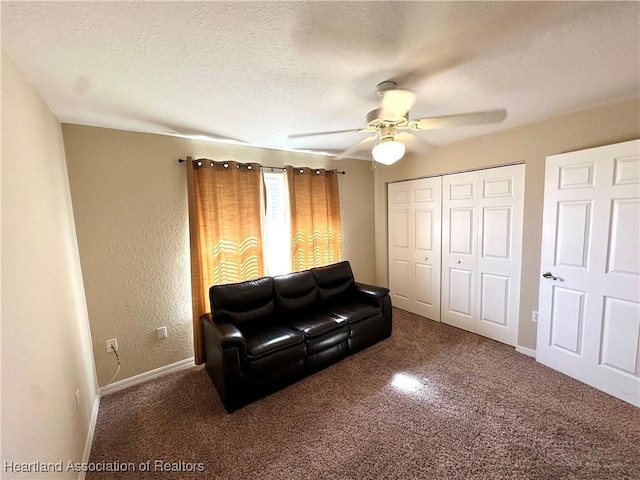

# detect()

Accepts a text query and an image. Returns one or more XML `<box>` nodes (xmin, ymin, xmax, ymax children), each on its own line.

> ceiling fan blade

<box><xmin>380</xmin><ymin>88</ymin><xmax>416</xmax><ymax>120</ymax></box>
<box><xmin>336</xmin><ymin>136</ymin><xmax>376</xmax><ymax>160</ymax></box>
<box><xmin>173</xmin><ymin>128</ymin><xmax>248</xmax><ymax>144</ymax></box>
<box><xmin>153</xmin><ymin>120</ymin><xmax>248</xmax><ymax>144</ymax></box>
<box><xmin>409</xmin><ymin>109</ymin><xmax>507</xmax><ymax>131</ymax></box>
<box><xmin>288</xmin><ymin>128</ymin><xmax>364</xmax><ymax>140</ymax></box>
<box><xmin>396</xmin><ymin>132</ymin><xmax>434</xmax><ymax>154</ymax></box>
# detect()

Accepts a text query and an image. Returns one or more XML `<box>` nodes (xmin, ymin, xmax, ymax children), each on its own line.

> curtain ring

<box><xmin>210</xmin><ymin>161</ymin><xmax>214</xmax><ymax>168</ymax></box>
<box><xmin>247</xmin><ymin>165</ymin><xmax>253</xmax><ymax>170</ymax></box>
<box><xmin>196</xmin><ymin>160</ymin><xmax>203</xmax><ymax>167</ymax></box>
<box><xmin>223</xmin><ymin>163</ymin><xmax>229</xmax><ymax>169</ymax></box>
<box><xmin>299</xmin><ymin>168</ymin><xmax>304</xmax><ymax>174</ymax></box>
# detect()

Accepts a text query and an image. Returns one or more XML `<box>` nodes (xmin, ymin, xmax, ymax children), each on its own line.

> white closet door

<box><xmin>388</xmin><ymin>177</ymin><xmax>442</xmax><ymax>320</ymax></box>
<box><xmin>441</xmin><ymin>171</ymin><xmax>478</xmax><ymax>333</ymax></box>
<box><xmin>413</xmin><ymin>178</ymin><xmax>442</xmax><ymax>320</ymax></box>
<box><xmin>388</xmin><ymin>182</ymin><xmax>413</xmax><ymax>313</ymax></box>
<box><xmin>537</xmin><ymin>140</ymin><xmax>640</xmax><ymax>406</ymax></box>
<box><xmin>476</xmin><ymin>165</ymin><xmax>525</xmax><ymax>346</ymax></box>
<box><xmin>441</xmin><ymin>165</ymin><xmax>525</xmax><ymax>346</ymax></box>
<box><xmin>441</xmin><ymin>172</ymin><xmax>478</xmax><ymax>332</ymax></box>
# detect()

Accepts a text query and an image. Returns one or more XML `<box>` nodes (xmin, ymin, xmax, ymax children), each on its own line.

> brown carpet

<box><xmin>88</xmin><ymin>309</ymin><xmax>640</xmax><ymax>479</ymax></box>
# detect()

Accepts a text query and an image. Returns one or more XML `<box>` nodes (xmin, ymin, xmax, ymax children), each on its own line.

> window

<box><xmin>263</xmin><ymin>172</ymin><xmax>291</xmax><ymax>276</ymax></box>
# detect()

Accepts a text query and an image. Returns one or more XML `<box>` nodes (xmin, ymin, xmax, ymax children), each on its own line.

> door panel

<box><xmin>550</xmin><ymin>286</ymin><xmax>586</xmax><ymax>354</ymax></box>
<box><xmin>480</xmin><ymin>273</ymin><xmax>509</xmax><ymax>327</ymax></box>
<box><xmin>393</xmin><ymin>210</ymin><xmax>410</xmax><ymax>248</ymax></box>
<box><xmin>415</xmin><ymin>264</ymin><xmax>434</xmax><ymax>307</ymax></box>
<box><xmin>391</xmin><ymin>260</ymin><xmax>411</xmax><ymax>301</ymax></box>
<box><xmin>483</xmin><ymin>177</ymin><xmax>513</xmax><ymax>197</ymax></box>
<box><xmin>613</xmin><ymin>154</ymin><xmax>640</xmax><ymax>185</ymax></box>
<box><xmin>388</xmin><ymin>183</ymin><xmax>412</xmax><ymax>312</ymax></box>
<box><xmin>449</xmin><ymin>268</ymin><xmax>473</xmax><ymax>316</ymax></box>
<box><xmin>558</xmin><ymin>162</ymin><xmax>596</xmax><ymax>189</ymax></box>
<box><xmin>388</xmin><ymin>177</ymin><xmax>442</xmax><ymax>320</ymax></box>
<box><xmin>476</xmin><ymin>165</ymin><xmax>524</xmax><ymax>346</ymax></box>
<box><xmin>600</xmin><ymin>297</ymin><xmax>640</xmax><ymax>375</ymax></box>
<box><xmin>415</xmin><ymin>210</ymin><xmax>432</xmax><ymax>251</ymax></box>
<box><xmin>607</xmin><ymin>199</ymin><xmax>640</xmax><ymax>275</ymax></box>
<box><xmin>555</xmin><ymin>201</ymin><xmax>592</xmax><ymax>268</ymax></box>
<box><xmin>537</xmin><ymin>139</ymin><xmax>640</xmax><ymax>406</ymax></box>
<box><xmin>442</xmin><ymin>165</ymin><xmax>525</xmax><ymax>346</ymax></box>
<box><xmin>442</xmin><ymin>172</ymin><xmax>478</xmax><ymax>330</ymax></box>
<box><xmin>449</xmin><ymin>208</ymin><xmax>474</xmax><ymax>255</ymax></box>
<box><xmin>449</xmin><ymin>180</ymin><xmax>475</xmax><ymax>200</ymax></box>
<box><xmin>482</xmin><ymin>207</ymin><xmax>511</xmax><ymax>259</ymax></box>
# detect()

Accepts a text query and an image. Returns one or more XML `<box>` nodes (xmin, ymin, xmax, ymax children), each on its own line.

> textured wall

<box><xmin>62</xmin><ymin>125</ymin><xmax>376</xmax><ymax>387</ymax></box>
<box><xmin>1</xmin><ymin>52</ymin><xmax>97</xmax><ymax>477</ymax></box>
<box><xmin>374</xmin><ymin>97</ymin><xmax>640</xmax><ymax>351</ymax></box>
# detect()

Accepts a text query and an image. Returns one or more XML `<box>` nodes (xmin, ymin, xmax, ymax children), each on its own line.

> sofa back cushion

<box><xmin>209</xmin><ymin>277</ymin><xmax>275</xmax><ymax>325</ymax></box>
<box><xmin>273</xmin><ymin>271</ymin><xmax>318</xmax><ymax>313</ymax></box>
<box><xmin>311</xmin><ymin>261</ymin><xmax>354</xmax><ymax>302</ymax></box>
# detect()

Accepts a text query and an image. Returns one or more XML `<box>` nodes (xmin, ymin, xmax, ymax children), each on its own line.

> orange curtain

<box><xmin>187</xmin><ymin>158</ymin><xmax>264</xmax><ymax>364</ymax></box>
<box><xmin>286</xmin><ymin>166</ymin><xmax>342</xmax><ymax>272</ymax></box>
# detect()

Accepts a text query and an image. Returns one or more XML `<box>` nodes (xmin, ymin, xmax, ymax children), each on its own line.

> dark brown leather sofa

<box><xmin>201</xmin><ymin>261</ymin><xmax>392</xmax><ymax>412</ymax></box>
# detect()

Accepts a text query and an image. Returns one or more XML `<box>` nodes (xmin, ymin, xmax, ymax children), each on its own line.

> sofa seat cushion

<box><xmin>325</xmin><ymin>302</ymin><xmax>380</xmax><ymax>325</ymax></box>
<box><xmin>288</xmin><ymin>311</ymin><xmax>348</xmax><ymax>338</ymax></box>
<box><xmin>304</xmin><ymin>326</ymin><xmax>349</xmax><ymax>355</ymax></box>
<box><xmin>244</xmin><ymin>325</ymin><xmax>305</xmax><ymax>359</ymax></box>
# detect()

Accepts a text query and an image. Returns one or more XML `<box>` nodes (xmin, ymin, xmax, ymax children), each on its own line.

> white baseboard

<box><xmin>99</xmin><ymin>357</ymin><xmax>195</xmax><ymax>396</ymax></box>
<box><xmin>515</xmin><ymin>345</ymin><xmax>536</xmax><ymax>358</ymax></box>
<box><xmin>79</xmin><ymin>358</ymin><xmax>194</xmax><ymax>477</ymax></box>
<box><xmin>78</xmin><ymin>392</ymin><xmax>101</xmax><ymax>480</ymax></box>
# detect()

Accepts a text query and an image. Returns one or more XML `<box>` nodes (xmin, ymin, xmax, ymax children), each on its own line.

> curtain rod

<box><xmin>177</xmin><ymin>158</ymin><xmax>345</xmax><ymax>175</ymax></box>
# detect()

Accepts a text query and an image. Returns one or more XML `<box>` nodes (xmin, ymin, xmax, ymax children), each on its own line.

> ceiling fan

<box><xmin>289</xmin><ymin>81</ymin><xmax>507</xmax><ymax>165</ymax></box>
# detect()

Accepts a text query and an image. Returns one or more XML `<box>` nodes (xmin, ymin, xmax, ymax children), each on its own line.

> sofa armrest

<box><xmin>353</xmin><ymin>282</ymin><xmax>393</xmax><ymax>339</ymax></box>
<box><xmin>201</xmin><ymin>313</ymin><xmax>247</xmax><ymax>352</ymax></box>
<box><xmin>354</xmin><ymin>282</ymin><xmax>390</xmax><ymax>299</ymax></box>
<box><xmin>201</xmin><ymin>313</ymin><xmax>249</xmax><ymax>411</ymax></box>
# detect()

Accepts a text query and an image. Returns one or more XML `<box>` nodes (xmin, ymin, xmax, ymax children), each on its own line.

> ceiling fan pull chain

<box><xmin>370</xmin><ymin>158</ymin><xmax>377</xmax><ymax>171</ymax></box>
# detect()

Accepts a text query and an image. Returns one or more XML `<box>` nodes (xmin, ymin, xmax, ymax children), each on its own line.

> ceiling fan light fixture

<box><xmin>372</xmin><ymin>138</ymin><xmax>405</xmax><ymax>165</ymax></box>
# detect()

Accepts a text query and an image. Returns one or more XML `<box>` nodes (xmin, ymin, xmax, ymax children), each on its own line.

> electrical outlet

<box><xmin>157</xmin><ymin>326</ymin><xmax>168</xmax><ymax>339</ymax></box>
<box><xmin>106</xmin><ymin>338</ymin><xmax>118</xmax><ymax>353</ymax></box>
<box><xmin>75</xmin><ymin>389</ymin><xmax>80</xmax><ymax>411</ymax></box>
<box><xmin>532</xmin><ymin>311</ymin><xmax>539</xmax><ymax>323</ymax></box>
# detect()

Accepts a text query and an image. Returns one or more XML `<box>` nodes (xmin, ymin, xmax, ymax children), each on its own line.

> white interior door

<box><xmin>536</xmin><ymin>140</ymin><xmax>640</xmax><ymax>406</ymax></box>
<box><xmin>441</xmin><ymin>171</ymin><xmax>478</xmax><ymax>333</ymax></box>
<box><xmin>388</xmin><ymin>181</ymin><xmax>413</xmax><ymax>313</ymax></box>
<box><xmin>388</xmin><ymin>177</ymin><xmax>442</xmax><ymax>320</ymax></box>
<box><xmin>441</xmin><ymin>165</ymin><xmax>525</xmax><ymax>346</ymax></box>
<box><xmin>476</xmin><ymin>165</ymin><xmax>525</xmax><ymax>346</ymax></box>
<box><xmin>413</xmin><ymin>178</ymin><xmax>442</xmax><ymax>321</ymax></box>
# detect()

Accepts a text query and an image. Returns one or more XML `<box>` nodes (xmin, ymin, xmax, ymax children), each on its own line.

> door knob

<box><xmin>425</xmin><ymin>257</ymin><xmax>429</xmax><ymax>260</ymax></box>
<box><xmin>457</xmin><ymin>260</ymin><xmax>461</xmax><ymax>264</ymax></box>
<box><xmin>542</xmin><ymin>271</ymin><xmax>562</xmax><ymax>281</ymax></box>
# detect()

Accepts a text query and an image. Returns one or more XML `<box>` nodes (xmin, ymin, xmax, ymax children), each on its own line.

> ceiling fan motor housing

<box><xmin>378</xmin><ymin>126</ymin><xmax>397</xmax><ymax>142</ymax></box>
<box><xmin>366</xmin><ymin>108</ymin><xmax>408</xmax><ymax>131</ymax></box>
<box><xmin>376</xmin><ymin>80</ymin><xmax>399</xmax><ymax>95</ymax></box>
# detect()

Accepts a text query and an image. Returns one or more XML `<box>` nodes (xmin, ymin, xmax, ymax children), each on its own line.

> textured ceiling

<box><xmin>2</xmin><ymin>1</ymin><xmax>639</xmax><ymax>160</ymax></box>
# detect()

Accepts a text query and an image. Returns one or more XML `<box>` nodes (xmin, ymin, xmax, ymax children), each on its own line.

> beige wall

<box><xmin>375</xmin><ymin>97</ymin><xmax>640</xmax><ymax>350</ymax></box>
<box><xmin>62</xmin><ymin>125</ymin><xmax>376</xmax><ymax>386</ymax></box>
<box><xmin>1</xmin><ymin>52</ymin><xmax>98</xmax><ymax>478</ymax></box>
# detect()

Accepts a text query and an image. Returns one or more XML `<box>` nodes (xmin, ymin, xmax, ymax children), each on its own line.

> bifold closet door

<box><xmin>441</xmin><ymin>164</ymin><xmax>525</xmax><ymax>346</ymax></box>
<box><xmin>388</xmin><ymin>177</ymin><xmax>442</xmax><ymax>320</ymax></box>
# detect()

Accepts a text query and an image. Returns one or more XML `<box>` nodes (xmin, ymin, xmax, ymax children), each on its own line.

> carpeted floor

<box><xmin>87</xmin><ymin>309</ymin><xmax>640</xmax><ymax>479</ymax></box>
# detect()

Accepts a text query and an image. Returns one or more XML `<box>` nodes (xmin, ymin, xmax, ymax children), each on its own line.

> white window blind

<box><xmin>263</xmin><ymin>172</ymin><xmax>292</xmax><ymax>276</ymax></box>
